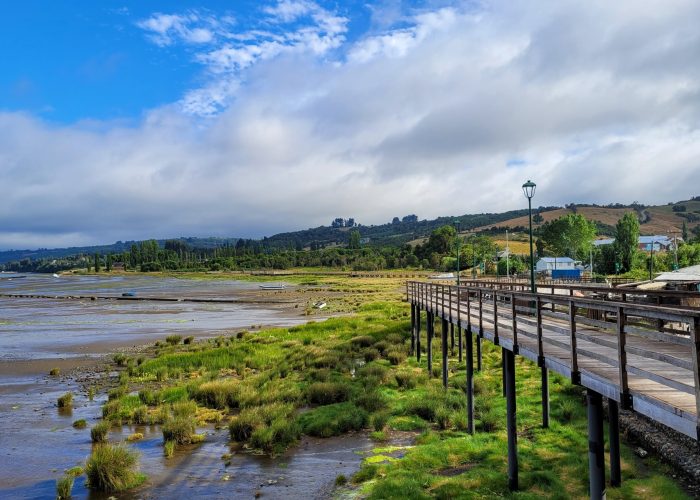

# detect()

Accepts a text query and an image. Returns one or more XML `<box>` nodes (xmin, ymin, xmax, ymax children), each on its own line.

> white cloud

<box><xmin>2</xmin><ymin>0</ymin><xmax>700</xmax><ymax>249</ymax></box>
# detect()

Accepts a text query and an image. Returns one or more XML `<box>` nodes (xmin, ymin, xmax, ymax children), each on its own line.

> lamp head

<box><xmin>522</xmin><ymin>180</ymin><xmax>536</xmax><ymax>199</ymax></box>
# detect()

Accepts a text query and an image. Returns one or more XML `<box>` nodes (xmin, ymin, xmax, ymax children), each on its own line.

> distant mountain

<box><xmin>1</xmin><ymin>197</ymin><xmax>698</xmax><ymax>264</ymax></box>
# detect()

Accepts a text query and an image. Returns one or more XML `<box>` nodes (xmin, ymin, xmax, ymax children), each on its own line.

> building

<box><xmin>593</xmin><ymin>235</ymin><xmax>679</xmax><ymax>252</ymax></box>
<box><xmin>535</xmin><ymin>257</ymin><xmax>576</xmax><ymax>272</ymax></box>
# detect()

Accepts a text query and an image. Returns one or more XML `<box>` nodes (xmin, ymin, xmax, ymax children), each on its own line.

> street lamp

<box><xmin>522</xmin><ymin>180</ymin><xmax>536</xmax><ymax>293</ymax></box>
<box><xmin>453</xmin><ymin>220</ymin><xmax>461</xmax><ymax>286</ymax></box>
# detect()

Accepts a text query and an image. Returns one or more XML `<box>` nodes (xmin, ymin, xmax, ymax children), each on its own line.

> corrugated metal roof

<box><xmin>655</xmin><ymin>264</ymin><xmax>700</xmax><ymax>282</ymax></box>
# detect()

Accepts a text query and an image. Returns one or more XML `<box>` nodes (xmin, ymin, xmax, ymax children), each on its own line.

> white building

<box><xmin>535</xmin><ymin>257</ymin><xmax>576</xmax><ymax>273</ymax></box>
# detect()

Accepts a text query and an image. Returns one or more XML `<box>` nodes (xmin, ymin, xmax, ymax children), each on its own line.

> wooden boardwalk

<box><xmin>407</xmin><ymin>280</ymin><xmax>700</xmax><ymax>498</ymax></box>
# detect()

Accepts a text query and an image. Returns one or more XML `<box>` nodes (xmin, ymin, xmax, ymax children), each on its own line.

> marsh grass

<box><xmin>94</xmin><ymin>274</ymin><xmax>690</xmax><ymax>498</ymax></box>
<box><xmin>56</xmin><ymin>474</ymin><xmax>73</xmax><ymax>499</ymax></box>
<box><xmin>72</xmin><ymin>419</ymin><xmax>87</xmax><ymax>429</ymax></box>
<box><xmin>91</xmin><ymin>421</ymin><xmax>109</xmax><ymax>443</ymax></box>
<box><xmin>49</xmin><ymin>367</ymin><xmax>60</xmax><ymax>376</ymax></box>
<box><xmin>57</xmin><ymin>392</ymin><xmax>73</xmax><ymax>408</ymax></box>
<box><xmin>85</xmin><ymin>444</ymin><xmax>145</xmax><ymax>492</ymax></box>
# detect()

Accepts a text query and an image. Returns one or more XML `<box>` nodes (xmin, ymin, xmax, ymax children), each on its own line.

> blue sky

<box><xmin>1</xmin><ymin>1</ymin><xmax>700</xmax><ymax>250</ymax></box>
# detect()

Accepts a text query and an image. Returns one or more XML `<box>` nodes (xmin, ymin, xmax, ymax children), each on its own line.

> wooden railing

<box><xmin>407</xmin><ymin>280</ymin><xmax>700</xmax><ymax>439</ymax></box>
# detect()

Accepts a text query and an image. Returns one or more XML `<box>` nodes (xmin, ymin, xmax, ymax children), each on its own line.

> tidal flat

<box><xmin>0</xmin><ymin>272</ymin><xmax>693</xmax><ymax>499</ymax></box>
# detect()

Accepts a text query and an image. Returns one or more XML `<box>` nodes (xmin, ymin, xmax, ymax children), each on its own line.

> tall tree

<box><xmin>539</xmin><ymin>214</ymin><xmax>596</xmax><ymax>260</ymax></box>
<box><xmin>94</xmin><ymin>253</ymin><xmax>101</xmax><ymax>273</ymax></box>
<box><xmin>348</xmin><ymin>229</ymin><xmax>361</xmax><ymax>249</ymax></box>
<box><xmin>613</xmin><ymin>212</ymin><xmax>640</xmax><ymax>273</ymax></box>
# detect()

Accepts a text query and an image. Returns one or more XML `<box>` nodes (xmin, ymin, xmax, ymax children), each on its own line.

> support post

<box><xmin>442</xmin><ymin>319</ymin><xmax>449</xmax><ymax>388</ymax></box>
<box><xmin>502</xmin><ymin>348</ymin><xmax>507</xmax><ymax>397</ymax></box>
<box><xmin>450</xmin><ymin>322</ymin><xmax>455</xmax><ymax>355</ymax></box>
<box><xmin>476</xmin><ymin>335</ymin><xmax>482</xmax><ymax>372</ymax></box>
<box><xmin>505</xmin><ymin>349</ymin><xmax>518</xmax><ymax>491</ymax></box>
<box><xmin>416</xmin><ymin>305</ymin><xmax>421</xmax><ymax>362</ymax></box>
<box><xmin>410</xmin><ymin>303</ymin><xmax>416</xmax><ymax>356</ymax></box>
<box><xmin>587</xmin><ymin>389</ymin><xmax>606</xmax><ymax>500</ymax></box>
<box><xmin>466</xmin><ymin>326</ymin><xmax>474</xmax><ymax>434</ymax></box>
<box><xmin>427</xmin><ymin>312</ymin><xmax>433</xmax><ymax>376</ymax></box>
<box><xmin>541</xmin><ymin>366</ymin><xmax>550</xmax><ymax>429</ymax></box>
<box><xmin>609</xmin><ymin>398</ymin><xmax>621</xmax><ymax>487</ymax></box>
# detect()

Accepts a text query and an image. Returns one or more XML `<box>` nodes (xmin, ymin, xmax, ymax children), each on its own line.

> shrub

<box><xmin>165</xmin><ymin>335</ymin><xmax>183</xmax><ymax>346</ymax></box>
<box><xmin>72</xmin><ymin>419</ymin><xmax>87</xmax><ymax>429</ymax></box>
<box><xmin>162</xmin><ymin>416</ymin><xmax>196</xmax><ymax>445</ymax></box>
<box><xmin>49</xmin><ymin>367</ymin><xmax>60</xmax><ymax>376</ymax></box>
<box><xmin>56</xmin><ymin>474</ymin><xmax>74</xmax><ymax>499</ymax></box>
<box><xmin>57</xmin><ymin>392</ymin><xmax>73</xmax><ymax>408</ymax></box>
<box><xmin>85</xmin><ymin>444</ymin><xmax>144</xmax><ymax>492</ymax></box>
<box><xmin>183</xmin><ymin>336</ymin><xmax>194</xmax><ymax>345</ymax></box>
<box><xmin>307</xmin><ymin>382</ymin><xmax>350</xmax><ymax>405</ymax></box>
<box><xmin>91</xmin><ymin>421</ymin><xmax>110</xmax><ymax>443</ymax></box>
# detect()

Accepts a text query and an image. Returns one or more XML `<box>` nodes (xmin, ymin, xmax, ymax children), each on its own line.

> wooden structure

<box><xmin>407</xmin><ymin>280</ymin><xmax>700</xmax><ymax>499</ymax></box>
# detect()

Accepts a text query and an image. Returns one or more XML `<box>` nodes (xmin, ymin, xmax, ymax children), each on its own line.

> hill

<box><xmin>1</xmin><ymin>197</ymin><xmax>698</xmax><ymax>266</ymax></box>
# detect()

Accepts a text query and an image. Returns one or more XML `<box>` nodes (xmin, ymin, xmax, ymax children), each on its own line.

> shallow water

<box><xmin>0</xmin><ymin>273</ymin><xmax>323</xmax><ymax>497</ymax></box>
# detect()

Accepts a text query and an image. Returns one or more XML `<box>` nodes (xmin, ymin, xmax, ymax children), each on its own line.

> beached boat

<box><xmin>259</xmin><ymin>284</ymin><xmax>287</xmax><ymax>290</ymax></box>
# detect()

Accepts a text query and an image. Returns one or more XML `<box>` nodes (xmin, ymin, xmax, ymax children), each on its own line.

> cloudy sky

<box><xmin>1</xmin><ymin>0</ymin><xmax>699</xmax><ymax>250</ymax></box>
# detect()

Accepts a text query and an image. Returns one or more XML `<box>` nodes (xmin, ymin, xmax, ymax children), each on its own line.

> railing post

<box><xmin>616</xmin><ymin>306</ymin><xmax>630</xmax><ymax>408</ymax></box>
<box><xmin>689</xmin><ymin>316</ymin><xmax>700</xmax><ymax>439</ymax></box>
<box><xmin>569</xmin><ymin>301</ymin><xmax>580</xmax><ymax>384</ymax></box>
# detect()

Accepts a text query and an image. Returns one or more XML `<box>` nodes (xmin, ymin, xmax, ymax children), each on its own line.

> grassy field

<box><xmin>87</xmin><ymin>274</ymin><xmax>688</xmax><ymax>498</ymax></box>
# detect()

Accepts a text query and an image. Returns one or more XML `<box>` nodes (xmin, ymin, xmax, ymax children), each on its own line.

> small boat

<box><xmin>314</xmin><ymin>301</ymin><xmax>327</xmax><ymax>309</ymax></box>
<box><xmin>52</xmin><ymin>273</ymin><xmax>60</xmax><ymax>278</ymax></box>
<box><xmin>121</xmin><ymin>292</ymin><xmax>136</xmax><ymax>297</ymax></box>
<box><xmin>259</xmin><ymin>284</ymin><xmax>286</xmax><ymax>290</ymax></box>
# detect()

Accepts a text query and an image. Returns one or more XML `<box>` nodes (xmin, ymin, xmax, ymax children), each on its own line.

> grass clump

<box><xmin>57</xmin><ymin>392</ymin><xmax>73</xmax><ymax>408</ymax></box>
<box><xmin>165</xmin><ymin>334</ymin><xmax>183</xmax><ymax>346</ymax></box>
<box><xmin>113</xmin><ymin>353</ymin><xmax>127</xmax><ymax>366</ymax></box>
<box><xmin>56</xmin><ymin>474</ymin><xmax>74</xmax><ymax>499</ymax></box>
<box><xmin>229</xmin><ymin>403</ymin><xmax>300</xmax><ymax>454</ymax></box>
<box><xmin>192</xmin><ymin>379</ymin><xmax>239</xmax><ymax>409</ymax></box>
<box><xmin>85</xmin><ymin>443</ymin><xmax>145</xmax><ymax>492</ymax></box>
<box><xmin>126</xmin><ymin>432</ymin><xmax>144</xmax><ymax>442</ymax></box>
<box><xmin>49</xmin><ymin>367</ymin><xmax>60</xmax><ymax>376</ymax></box>
<box><xmin>91</xmin><ymin>421</ymin><xmax>110</xmax><ymax>443</ymax></box>
<box><xmin>72</xmin><ymin>419</ymin><xmax>87</xmax><ymax>429</ymax></box>
<box><xmin>162</xmin><ymin>416</ymin><xmax>197</xmax><ymax>445</ymax></box>
<box><xmin>183</xmin><ymin>336</ymin><xmax>195</xmax><ymax>345</ymax></box>
<box><xmin>164</xmin><ymin>440</ymin><xmax>175</xmax><ymax>458</ymax></box>
<box><xmin>307</xmin><ymin>382</ymin><xmax>350</xmax><ymax>405</ymax></box>
<box><xmin>299</xmin><ymin>402</ymin><xmax>368</xmax><ymax>437</ymax></box>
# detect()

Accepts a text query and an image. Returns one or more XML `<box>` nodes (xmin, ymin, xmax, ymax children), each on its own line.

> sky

<box><xmin>1</xmin><ymin>0</ymin><xmax>699</xmax><ymax>250</ymax></box>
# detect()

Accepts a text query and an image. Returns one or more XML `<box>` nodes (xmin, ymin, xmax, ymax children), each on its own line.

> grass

<box><xmin>85</xmin><ymin>443</ymin><xmax>145</xmax><ymax>492</ymax></box>
<box><xmin>93</xmin><ymin>273</ymin><xmax>690</xmax><ymax>499</ymax></box>
<box><xmin>56</xmin><ymin>474</ymin><xmax>73</xmax><ymax>499</ymax></box>
<box><xmin>57</xmin><ymin>392</ymin><xmax>73</xmax><ymax>408</ymax></box>
<box><xmin>91</xmin><ymin>421</ymin><xmax>110</xmax><ymax>443</ymax></box>
<box><xmin>49</xmin><ymin>367</ymin><xmax>60</xmax><ymax>376</ymax></box>
<box><xmin>72</xmin><ymin>419</ymin><xmax>87</xmax><ymax>429</ymax></box>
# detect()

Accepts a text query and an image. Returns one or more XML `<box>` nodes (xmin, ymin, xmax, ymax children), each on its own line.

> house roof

<box><xmin>593</xmin><ymin>238</ymin><xmax>614</xmax><ymax>246</ymax></box>
<box><xmin>639</xmin><ymin>235</ymin><xmax>672</xmax><ymax>244</ymax></box>
<box><xmin>654</xmin><ymin>264</ymin><xmax>700</xmax><ymax>282</ymax></box>
<box><xmin>537</xmin><ymin>257</ymin><xmax>575</xmax><ymax>263</ymax></box>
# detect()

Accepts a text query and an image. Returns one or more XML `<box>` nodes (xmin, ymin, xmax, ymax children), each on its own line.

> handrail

<box><xmin>407</xmin><ymin>280</ymin><xmax>700</xmax><ymax>440</ymax></box>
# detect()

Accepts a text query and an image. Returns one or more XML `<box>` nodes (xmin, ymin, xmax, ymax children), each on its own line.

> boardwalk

<box><xmin>407</xmin><ymin>280</ymin><xmax>700</xmax><ymax>498</ymax></box>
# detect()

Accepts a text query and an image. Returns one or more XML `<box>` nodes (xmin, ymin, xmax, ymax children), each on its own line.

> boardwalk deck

<box><xmin>407</xmin><ymin>281</ymin><xmax>700</xmax><ymax>439</ymax></box>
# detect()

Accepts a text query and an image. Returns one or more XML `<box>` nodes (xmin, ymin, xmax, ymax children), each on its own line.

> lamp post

<box><xmin>453</xmin><ymin>220</ymin><xmax>461</xmax><ymax>286</ymax></box>
<box><xmin>522</xmin><ymin>180</ymin><xmax>537</xmax><ymax>293</ymax></box>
